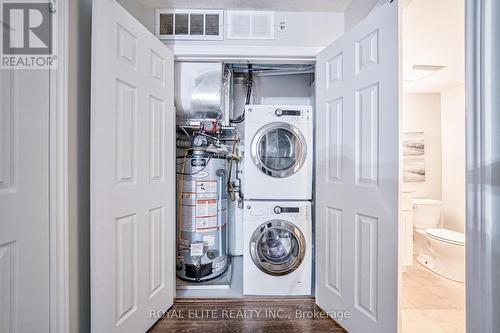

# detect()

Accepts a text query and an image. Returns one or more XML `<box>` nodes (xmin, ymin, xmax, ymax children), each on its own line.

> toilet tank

<box><xmin>412</xmin><ymin>199</ymin><xmax>442</xmax><ymax>229</ymax></box>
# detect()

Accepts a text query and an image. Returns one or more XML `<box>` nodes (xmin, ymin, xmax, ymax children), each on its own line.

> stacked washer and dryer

<box><xmin>243</xmin><ymin>105</ymin><xmax>313</xmax><ymax>295</ymax></box>
<box><xmin>173</xmin><ymin>62</ymin><xmax>315</xmax><ymax>296</ymax></box>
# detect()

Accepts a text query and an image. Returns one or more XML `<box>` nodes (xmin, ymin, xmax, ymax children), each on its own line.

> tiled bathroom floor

<box><xmin>402</xmin><ymin>261</ymin><xmax>465</xmax><ymax>333</ymax></box>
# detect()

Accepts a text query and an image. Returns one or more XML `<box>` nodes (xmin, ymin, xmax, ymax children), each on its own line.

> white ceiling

<box><xmin>138</xmin><ymin>0</ymin><xmax>353</xmax><ymax>12</ymax></box>
<box><xmin>402</xmin><ymin>0</ymin><xmax>465</xmax><ymax>93</ymax></box>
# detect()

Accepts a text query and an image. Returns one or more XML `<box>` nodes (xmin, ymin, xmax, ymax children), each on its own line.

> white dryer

<box><xmin>243</xmin><ymin>105</ymin><xmax>312</xmax><ymax>200</ymax></box>
<box><xmin>243</xmin><ymin>201</ymin><xmax>312</xmax><ymax>295</ymax></box>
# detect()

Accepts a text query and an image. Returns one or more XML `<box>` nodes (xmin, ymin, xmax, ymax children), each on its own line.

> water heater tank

<box><xmin>176</xmin><ymin>151</ymin><xmax>229</xmax><ymax>282</ymax></box>
<box><xmin>175</xmin><ymin>62</ymin><xmax>223</xmax><ymax>120</ymax></box>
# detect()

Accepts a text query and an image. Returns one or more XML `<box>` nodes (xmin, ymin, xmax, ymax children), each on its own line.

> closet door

<box><xmin>0</xmin><ymin>65</ymin><xmax>50</xmax><ymax>333</ymax></box>
<box><xmin>315</xmin><ymin>2</ymin><xmax>399</xmax><ymax>333</ymax></box>
<box><xmin>90</xmin><ymin>1</ymin><xmax>175</xmax><ymax>332</ymax></box>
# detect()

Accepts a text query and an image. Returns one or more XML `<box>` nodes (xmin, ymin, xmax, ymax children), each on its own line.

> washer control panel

<box><xmin>273</xmin><ymin>206</ymin><xmax>300</xmax><ymax>214</ymax></box>
<box><xmin>244</xmin><ymin>202</ymin><xmax>311</xmax><ymax>220</ymax></box>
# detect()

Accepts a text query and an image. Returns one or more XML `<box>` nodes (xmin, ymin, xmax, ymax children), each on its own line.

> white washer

<box><xmin>243</xmin><ymin>201</ymin><xmax>312</xmax><ymax>295</ymax></box>
<box><xmin>243</xmin><ymin>105</ymin><xmax>312</xmax><ymax>200</ymax></box>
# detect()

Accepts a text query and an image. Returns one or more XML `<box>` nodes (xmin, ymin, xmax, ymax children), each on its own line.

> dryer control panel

<box><xmin>274</xmin><ymin>108</ymin><xmax>302</xmax><ymax>117</ymax></box>
<box><xmin>245</xmin><ymin>105</ymin><xmax>312</xmax><ymax>123</ymax></box>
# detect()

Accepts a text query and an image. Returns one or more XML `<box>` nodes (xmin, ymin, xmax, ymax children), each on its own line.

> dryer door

<box><xmin>249</xmin><ymin>220</ymin><xmax>306</xmax><ymax>276</ymax></box>
<box><xmin>251</xmin><ymin>122</ymin><xmax>307</xmax><ymax>178</ymax></box>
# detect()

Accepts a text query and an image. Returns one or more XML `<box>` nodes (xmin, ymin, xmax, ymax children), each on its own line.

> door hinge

<box><xmin>49</xmin><ymin>0</ymin><xmax>56</xmax><ymax>14</ymax></box>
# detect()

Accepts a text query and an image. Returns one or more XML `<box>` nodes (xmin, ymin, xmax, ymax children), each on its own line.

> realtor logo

<box><xmin>1</xmin><ymin>1</ymin><xmax>57</xmax><ymax>68</ymax></box>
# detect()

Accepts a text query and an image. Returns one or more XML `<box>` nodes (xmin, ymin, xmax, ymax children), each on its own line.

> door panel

<box><xmin>315</xmin><ymin>2</ymin><xmax>399</xmax><ymax>332</ymax></box>
<box><xmin>0</xmin><ymin>69</ymin><xmax>50</xmax><ymax>332</ymax></box>
<box><xmin>91</xmin><ymin>1</ymin><xmax>175</xmax><ymax>332</ymax></box>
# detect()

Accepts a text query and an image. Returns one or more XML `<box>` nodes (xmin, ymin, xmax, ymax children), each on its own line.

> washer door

<box><xmin>249</xmin><ymin>220</ymin><xmax>306</xmax><ymax>276</ymax></box>
<box><xmin>251</xmin><ymin>123</ymin><xmax>307</xmax><ymax>178</ymax></box>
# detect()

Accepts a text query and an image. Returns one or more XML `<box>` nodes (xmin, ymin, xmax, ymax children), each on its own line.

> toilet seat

<box><xmin>425</xmin><ymin>228</ymin><xmax>465</xmax><ymax>246</ymax></box>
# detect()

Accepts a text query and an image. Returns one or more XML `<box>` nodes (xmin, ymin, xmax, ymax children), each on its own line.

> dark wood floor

<box><xmin>148</xmin><ymin>297</ymin><xmax>347</xmax><ymax>333</ymax></box>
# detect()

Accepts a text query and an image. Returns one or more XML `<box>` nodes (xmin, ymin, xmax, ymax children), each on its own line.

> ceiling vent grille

<box><xmin>156</xmin><ymin>9</ymin><xmax>223</xmax><ymax>40</ymax></box>
<box><xmin>226</xmin><ymin>11</ymin><xmax>275</xmax><ymax>40</ymax></box>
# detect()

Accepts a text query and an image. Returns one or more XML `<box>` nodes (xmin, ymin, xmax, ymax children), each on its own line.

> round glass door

<box><xmin>249</xmin><ymin>220</ymin><xmax>306</xmax><ymax>276</ymax></box>
<box><xmin>251</xmin><ymin>123</ymin><xmax>307</xmax><ymax>178</ymax></box>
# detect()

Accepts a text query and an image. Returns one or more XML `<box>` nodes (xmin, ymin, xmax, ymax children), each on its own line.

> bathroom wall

<box><xmin>441</xmin><ymin>85</ymin><xmax>466</xmax><ymax>233</ymax></box>
<box><xmin>402</xmin><ymin>89</ymin><xmax>465</xmax><ymax>233</ymax></box>
<box><xmin>402</xmin><ymin>93</ymin><xmax>442</xmax><ymax>199</ymax></box>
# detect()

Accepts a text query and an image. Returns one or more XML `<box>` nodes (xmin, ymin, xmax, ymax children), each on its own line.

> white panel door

<box><xmin>0</xmin><ymin>70</ymin><xmax>50</xmax><ymax>332</ymax></box>
<box><xmin>91</xmin><ymin>1</ymin><xmax>175</xmax><ymax>332</ymax></box>
<box><xmin>315</xmin><ymin>2</ymin><xmax>399</xmax><ymax>333</ymax></box>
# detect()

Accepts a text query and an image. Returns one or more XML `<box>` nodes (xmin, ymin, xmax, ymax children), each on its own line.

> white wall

<box><xmin>491</xmin><ymin>2</ymin><xmax>500</xmax><ymax>326</ymax></box>
<box><xmin>402</xmin><ymin>90</ymin><xmax>466</xmax><ymax>233</ymax></box>
<box><xmin>116</xmin><ymin>1</ymin><xmax>345</xmax><ymax>49</ymax></box>
<box><xmin>117</xmin><ymin>0</ymin><xmax>150</xmax><ymax>26</ymax></box>
<box><xmin>343</xmin><ymin>0</ymin><xmax>380</xmax><ymax>31</ymax></box>
<box><xmin>164</xmin><ymin>12</ymin><xmax>344</xmax><ymax>48</ymax></box>
<box><xmin>441</xmin><ymin>85</ymin><xmax>466</xmax><ymax>233</ymax></box>
<box><xmin>253</xmin><ymin>73</ymin><xmax>314</xmax><ymax>105</ymax></box>
<box><xmin>68</xmin><ymin>0</ymin><xmax>91</xmax><ymax>332</ymax></box>
<box><xmin>402</xmin><ymin>93</ymin><xmax>442</xmax><ymax>199</ymax></box>
<box><xmin>466</xmin><ymin>2</ymin><xmax>500</xmax><ymax>330</ymax></box>
<box><xmin>490</xmin><ymin>1</ymin><xmax>500</xmax><ymax>324</ymax></box>
<box><xmin>402</xmin><ymin>0</ymin><xmax>464</xmax><ymax>93</ymax></box>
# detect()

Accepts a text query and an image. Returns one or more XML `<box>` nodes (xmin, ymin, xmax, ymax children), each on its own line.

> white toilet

<box><xmin>413</xmin><ymin>199</ymin><xmax>465</xmax><ymax>282</ymax></box>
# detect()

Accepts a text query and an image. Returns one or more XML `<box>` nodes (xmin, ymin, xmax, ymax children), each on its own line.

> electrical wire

<box><xmin>230</xmin><ymin>64</ymin><xmax>314</xmax><ymax>74</ymax></box>
<box><xmin>176</xmin><ymin>158</ymin><xmax>190</xmax><ymax>166</ymax></box>
<box><xmin>179</xmin><ymin>126</ymin><xmax>192</xmax><ymax>143</ymax></box>
<box><xmin>245</xmin><ymin>63</ymin><xmax>253</xmax><ymax>105</ymax></box>
<box><xmin>227</xmin><ymin>131</ymin><xmax>238</xmax><ymax>201</ymax></box>
<box><xmin>230</xmin><ymin>63</ymin><xmax>252</xmax><ymax>124</ymax></box>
